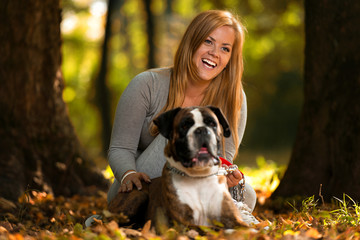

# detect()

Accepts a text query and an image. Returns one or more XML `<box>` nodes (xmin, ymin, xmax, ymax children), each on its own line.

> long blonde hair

<box><xmin>151</xmin><ymin>10</ymin><xmax>246</xmax><ymax>157</ymax></box>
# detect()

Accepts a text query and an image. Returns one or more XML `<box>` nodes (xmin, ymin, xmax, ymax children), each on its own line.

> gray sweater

<box><xmin>107</xmin><ymin>67</ymin><xmax>247</xmax><ymax>202</ymax></box>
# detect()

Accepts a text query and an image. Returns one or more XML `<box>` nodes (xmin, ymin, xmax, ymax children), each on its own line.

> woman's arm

<box><xmin>224</xmin><ymin>91</ymin><xmax>247</xmax><ymax>189</ymax></box>
<box><xmin>224</xmin><ymin>91</ymin><xmax>247</xmax><ymax>162</ymax></box>
<box><xmin>108</xmin><ymin>71</ymin><xmax>154</xmax><ymax>182</ymax></box>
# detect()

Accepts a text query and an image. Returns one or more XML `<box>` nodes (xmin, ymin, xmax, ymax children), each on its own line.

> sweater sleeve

<box><xmin>108</xmin><ymin>71</ymin><xmax>153</xmax><ymax>182</ymax></box>
<box><xmin>224</xmin><ymin>91</ymin><xmax>247</xmax><ymax>162</ymax></box>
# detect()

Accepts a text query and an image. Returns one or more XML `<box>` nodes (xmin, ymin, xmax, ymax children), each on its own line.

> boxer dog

<box><xmin>108</xmin><ymin>106</ymin><xmax>247</xmax><ymax>231</ymax></box>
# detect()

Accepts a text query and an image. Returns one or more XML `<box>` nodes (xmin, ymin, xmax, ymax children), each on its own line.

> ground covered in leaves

<box><xmin>1</xmin><ymin>189</ymin><xmax>360</xmax><ymax>240</ymax></box>
<box><xmin>1</xmin><ymin>160</ymin><xmax>360</xmax><ymax>239</ymax></box>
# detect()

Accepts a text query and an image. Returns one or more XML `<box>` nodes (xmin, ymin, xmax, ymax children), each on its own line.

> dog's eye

<box><xmin>180</xmin><ymin>118</ymin><xmax>194</xmax><ymax>132</ymax></box>
<box><xmin>204</xmin><ymin>117</ymin><xmax>217</xmax><ymax>128</ymax></box>
<box><xmin>181</xmin><ymin>124</ymin><xmax>189</xmax><ymax>131</ymax></box>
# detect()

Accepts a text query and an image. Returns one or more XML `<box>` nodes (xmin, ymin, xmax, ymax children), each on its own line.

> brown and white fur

<box><xmin>149</xmin><ymin>106</ymin><xmax>247</xmax><ymax>229</ymax></box>
<box><xmin>108</xmin><ymin>106</ymin><xmax>247</xmax><ymax>231</ymax></box>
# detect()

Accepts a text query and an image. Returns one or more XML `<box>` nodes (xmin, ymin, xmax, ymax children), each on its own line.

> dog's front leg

<box><xmin>219</xmin><ymin>192</ymin><xmax>249</xmax><ymax>228</ymax></box>
<box><xmin>108</xmin><ymin>181</ymin><xmax>150</xmax><ymax>224</ymax></box>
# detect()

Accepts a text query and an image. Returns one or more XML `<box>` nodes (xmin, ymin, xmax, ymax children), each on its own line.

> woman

<box><xmin>107</xmin><ymin>10</ymin><xmax>257</xmax><ymax>218</ymax></box>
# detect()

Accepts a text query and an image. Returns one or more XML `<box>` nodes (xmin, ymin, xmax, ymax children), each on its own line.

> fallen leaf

<box><xmin>0</xmin><ymin>197</ymin><xmax>17</xmax><ymax>211</ymax></box>
<box><xmin>123</xmin><ymin>228</ymin><xmax>142</xmax><ymax>237</ymax></box>
<box><xmin>102</xmin><ymin>209</ymin><xmax>113</xmax><ymax>218</ymax></box>
<box><xmin>8</xmin><ymin>233</ymin><xmax>24</xmax><ymax>240</ymax></box>
<box><xmin>106</xmin><ymin>220</ymin><xmax>119</xmax><ymax>231</ymax></box>
<box><xmin>283</xmin><ymin>230</ymin><xmax>300</xmax><ymax>236</ymax></box>
<box><xmin>187</xmin><ymin>229</ymin><xmax>199</xmax><ymax>239</ymax></box>
<box><xmin>0</xmin><ymin>226</ymin><xmax>8</xmax><ymax>233</ymax></box>
<box><xmin>306</xmin><ymin>228</ymin><xmax>322</xmax><ymax>239</ymax></box>
<box><xmin>141</xmin><ymin>220</ymin><xmax>151</xmax><ymax>235</ymax></box>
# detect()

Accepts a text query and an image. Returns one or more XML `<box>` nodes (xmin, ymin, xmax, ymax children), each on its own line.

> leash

<box><xmin>219</xmin><ymin>156</ymin><xmax>246</xmax><ymax>202</ymax></box>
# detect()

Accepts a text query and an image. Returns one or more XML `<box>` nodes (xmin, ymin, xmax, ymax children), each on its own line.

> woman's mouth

<box><xmin>202</xmin><ymin>58</ymin><xmax>217</xmax><ymax>69</ymax></box>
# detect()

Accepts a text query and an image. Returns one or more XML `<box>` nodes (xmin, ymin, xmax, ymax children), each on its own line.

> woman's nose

<box><xmin>209</xmin><ymin>46</ymin><xmax>219</xmax><ymax>57</ymax></box>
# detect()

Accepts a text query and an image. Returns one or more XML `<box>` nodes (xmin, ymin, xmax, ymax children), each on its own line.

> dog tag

<box><xmin>218</xmin><ymin>167</ymin><xmax>228</xmax><ymax>175</ymax></box>
<box><xmin>217</xmin><ymin>165</ymin><xmax>238</xmax><ymax>175</ymax></box>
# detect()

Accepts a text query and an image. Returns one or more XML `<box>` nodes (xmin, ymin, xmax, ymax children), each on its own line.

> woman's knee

<box><xmin>107</xmin><ymin>180</ymin><xmax>121</xmax><ymax>204</ymax></box>
<box><xmin>243</xmin><ymin>183</ymin><xmax>257</xmax><ymax>212</ymax></box>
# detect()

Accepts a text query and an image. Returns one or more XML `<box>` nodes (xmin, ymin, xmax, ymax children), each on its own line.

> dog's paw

<box><xmin>108</xmin><ymin>185</ymin><xmax>150</xmax><ymax>219</ymax></box>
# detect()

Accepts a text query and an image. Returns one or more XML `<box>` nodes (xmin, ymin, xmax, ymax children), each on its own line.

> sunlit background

<box><xmin>60</xmin><ymin>0</ymin><xmax>304</xmax><ymax>181</ymax></box>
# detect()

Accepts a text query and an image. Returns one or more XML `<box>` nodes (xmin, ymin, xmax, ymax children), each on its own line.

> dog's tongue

<box><xmin>199</xmin><ymin>147</ymin><xmax>208</xmax><ymax>154</ymax></box>
<box><xmin>192</xmin><ymin>147</ymin><xmax>210</xmax><ymax>163</ymax></box>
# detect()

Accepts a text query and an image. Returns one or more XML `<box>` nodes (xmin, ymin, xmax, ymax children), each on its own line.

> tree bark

<box><xmin>0</xmin><ymin>0</ymin><xmax>108</xmax><ymax>202</ymax></box>
<box><xmin>143</xmin><ymin>0</ymin><xmax>156</xmax><ymax>69</ymax></box>
<box><xmin>94</xmin><ymin>0</ymin><xmax>115</xmax><ymax>156</ymax></box>
<box><xmin>272</xmin><ymin>0</ymin><xmax>360</xmax><ymax>201</ymax></box>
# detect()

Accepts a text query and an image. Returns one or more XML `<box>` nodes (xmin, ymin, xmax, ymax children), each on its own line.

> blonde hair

<box><xmin>151</xmin><ymin>10</ymin><xmax>246</xmax><ymax>157</ymax></box>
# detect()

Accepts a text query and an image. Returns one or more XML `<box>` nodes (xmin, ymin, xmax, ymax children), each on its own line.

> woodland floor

<box><xmin>1</xmin><ymin>188</ymin><xmax>360</xmax><ymax>240</ymax></box>
<box><xmin>1</xmin><ymin>160</ymin><xmax>359</xmax><ymax>239</ymax></box>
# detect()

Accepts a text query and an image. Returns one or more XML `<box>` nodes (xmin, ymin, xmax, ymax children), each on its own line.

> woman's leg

<box><xmin>232</xmin><ymin>182</ymin><xmax>259</xmax><ymax>225</ymax></box>
<box><xmin>107</xmin><ymin>179</ymin><xmax>121</xmax><ymax>204</ymax></box>
<box><xmin>135</xmin><ymin>135</ymin><xmax>167</xmax><ymax>179</ymax></box>
<box><xmin>230</xmin><ymin>181</ymin><xmax>257</xmax><ymax>212</ymax></box>
<box><xmin>243</xmin><ymin>182</ymin><xmax>257</xmax><ymax>212</ymax></box>
<box><xmin>107</xmin><ymin>135</ymin><xmax>167</xmax><ymax>204</ymax></box>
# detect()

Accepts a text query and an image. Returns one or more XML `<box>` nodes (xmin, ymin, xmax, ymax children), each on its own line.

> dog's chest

<box><xmin>172</xmin><ymin>175</ymin><xmax>228</xmax><ymax>226</ymax></box>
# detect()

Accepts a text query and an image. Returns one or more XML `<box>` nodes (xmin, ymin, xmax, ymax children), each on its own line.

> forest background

<box><xmin>61</xmin><ymin>0</ymin><xmax>304</xmax><ymax>172</ymax></box>
<box><xmin>2</xmin><ymin>0</ymin><xmax>360</xmax><ymax>238</ymax></box>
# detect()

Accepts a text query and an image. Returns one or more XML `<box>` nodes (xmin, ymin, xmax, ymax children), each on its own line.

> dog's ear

<box><xmin>208</xmin><ymin>106</ymin><xmax>231</xmax><ymax>138</ymax></box>
<box><xmin>153</xmin><ymin>107</ymin><xmax>182</xmax><ymax>139</ymax></box>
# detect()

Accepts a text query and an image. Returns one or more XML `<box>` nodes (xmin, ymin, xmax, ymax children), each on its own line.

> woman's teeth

<box><xmin>202</xmin><ymin>59</ymin><xmax>216</xmax><ymax>68</ymax></box>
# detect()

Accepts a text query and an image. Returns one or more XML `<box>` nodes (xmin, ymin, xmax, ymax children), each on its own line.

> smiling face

<box><xmin>192</xmin><ymin>26</ymin><xmax>235</xmax><ymax>82</ymax></box>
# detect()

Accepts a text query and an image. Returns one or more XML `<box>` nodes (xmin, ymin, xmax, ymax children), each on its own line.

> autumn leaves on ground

<box><xmin>1</xmin><ymin>160</ymin><xmax>360</xmax><ymax>239</ymax></box>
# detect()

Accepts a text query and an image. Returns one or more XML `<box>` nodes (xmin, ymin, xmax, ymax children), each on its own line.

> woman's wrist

<box><xmin>121</xmin><ymin>170</ymin><xmax>137</xmax><ymax>184</ymax></box>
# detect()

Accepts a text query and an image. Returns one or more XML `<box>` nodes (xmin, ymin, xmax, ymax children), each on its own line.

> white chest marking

<box><xmin>172</xmin><ymin>174</ymin><xmax>228</xmax><ymax>226</ymax></box>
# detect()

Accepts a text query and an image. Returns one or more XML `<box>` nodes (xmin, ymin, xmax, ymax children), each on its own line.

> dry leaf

<box><xmin>0</xmin><ymin>197</ymin><xmax>17</xmax><ymax>211</ymax></box>
<box><xmin>106</xmin><ymin>220</ymin><xmax>119</xmax><ymax>231</ymax></box>
<box><xmin>123</xmin><ymin>228</ymin><xmax>142</xmax><ymax>237</ymax></box>
<box><xmin>283</xmin><ymin>230</ymin><xmax>300</xmax><ymax>236</ymax></box>
<box><xmin>141</xmin><ymin>220</ymin><xmax>152</xmax><ymax>235</ymax></box>
<box><xmin>305</xmin><ymin>228</ymin><xmax>322</xmax><ymax>239</ymax></box>
<box><xmin>187</xmin><ymin>229</ymin><xmax>199</xmax><ymax>238</ymax></box>
<box><xmin>0</xmin><ymin>226</ymin><xmax>8</xmax><ymax>233</ymax></box>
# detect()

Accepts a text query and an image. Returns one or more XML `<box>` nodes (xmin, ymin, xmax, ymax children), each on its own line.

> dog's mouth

<box><xmin>191</xmin><ymin>147</ymin><xmax>217</xmax><ymax>166</ymax></box>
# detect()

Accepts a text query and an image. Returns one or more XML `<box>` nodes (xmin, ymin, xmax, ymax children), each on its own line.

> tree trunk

<box><xmin>94</xmin><ymin>0</ymin><xmax>115</xmax><ymax>156</ymax></box>
<box><xmin>272</xmin><ymin>0</ymin><xmax>360</xmax><ymax>201</ymax></box>
<box><xmin>0</xmin><ymin>0</ymin><xmax>108</xmax><ymax>202</ymax></box>
<box><xmin>143</xmin><ymin>0</ymin><xmax>156</xmax><ymax>69</ymax></box>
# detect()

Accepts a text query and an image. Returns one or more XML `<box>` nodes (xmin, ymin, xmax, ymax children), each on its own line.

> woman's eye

<box><xmin>204</xmin><ymin>39</ymin><xmax>212</xmax><ymax>44</ymax></box>
<box><xmin>222</xmin><ymin>47</ymin><xmax>230</xmax><ymax>53</ymax></box>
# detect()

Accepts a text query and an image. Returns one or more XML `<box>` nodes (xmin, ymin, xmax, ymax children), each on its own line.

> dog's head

<box><xmin>153</xmin><ymin>106</ymin><xmax>231</xmax><ymax>176</ymax></box>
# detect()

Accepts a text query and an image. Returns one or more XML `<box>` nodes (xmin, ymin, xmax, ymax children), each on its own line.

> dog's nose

<box><xmin>194</xmin><ymin>127</ymin><xmax>210</xmax><ymax>136</ymax></box>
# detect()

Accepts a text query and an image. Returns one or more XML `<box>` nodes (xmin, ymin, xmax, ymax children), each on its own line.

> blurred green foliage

<box><xmin>60</xmin><ymin>0</ymin><xmax>304</xmax><ymax>165</ymax></box>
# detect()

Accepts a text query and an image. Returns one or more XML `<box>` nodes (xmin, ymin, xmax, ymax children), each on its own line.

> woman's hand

<box><xmin>223</xmin><ymin>164</ymin><xmax>243</xmax><ymax>188</ymax></box>
<box><xmin>119</xmin><ymin>171</ymin><xmax>151</xmax><ymax>193</ymax></box>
